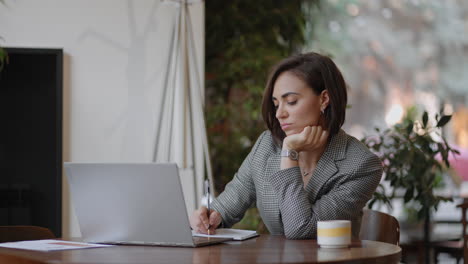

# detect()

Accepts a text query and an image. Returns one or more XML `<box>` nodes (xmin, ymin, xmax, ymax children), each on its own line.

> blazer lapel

<box><xmin>266</xmin><ymin>148</ymin><xmax>282</xmax><ymax>176</ymax></box>
<box><xmin>305</xmin><ymin>129</ymin><xmax>347</xmax><ymax>203</ymax></box>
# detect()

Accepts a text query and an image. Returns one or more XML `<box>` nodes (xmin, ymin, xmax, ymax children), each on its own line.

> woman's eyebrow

<box><xmin>272</xmin><ymin>92</ymin><xmax>300</xmax><ymax>101</ymax></box>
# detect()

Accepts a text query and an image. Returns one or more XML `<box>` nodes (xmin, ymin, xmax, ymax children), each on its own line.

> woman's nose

<box><xmin>275</xmin><ymin>104</ymin><xmax>287</xmax><ymax>119</ymax></box>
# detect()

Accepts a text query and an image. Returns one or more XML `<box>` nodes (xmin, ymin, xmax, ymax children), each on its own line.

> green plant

<box><xmin>363</xmin><ymin>107</ymin><xmax>458</xmax><ymax>217</ymax></box>
<box><xmin>0</xmin><ymin>44</ymin><xmax>7</xmax><ymax>72</ymax></box>
<box><xmin>362</xmin><ymin>106</ymin><xmax>459</xmax><ymax>261</ymax></box>
<box><xmin>0</xmin><ymin>1</ymin><xmax>7</xmax><ymax>72</ymax></box>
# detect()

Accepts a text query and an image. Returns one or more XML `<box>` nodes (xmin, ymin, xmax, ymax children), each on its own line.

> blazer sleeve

<box><xmin>268</xmin><ymin>150</ymin><xmax>382</xmax><ymax>239</ymax></box>
<box><xmin>210</xmin><ymin>131</ymin><xmax>268</xmax><ymax>228</ymax></box>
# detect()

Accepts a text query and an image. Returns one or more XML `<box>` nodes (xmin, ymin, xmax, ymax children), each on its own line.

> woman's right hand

<box><xmin>283</xmin><ymin>126</ymin><xmax>328</xmax><ymax>153</ymax></box>
<box><xmin>189</xmin><ymin>206</ymin><xmax>222</xmax><ymax>234</ymax></box>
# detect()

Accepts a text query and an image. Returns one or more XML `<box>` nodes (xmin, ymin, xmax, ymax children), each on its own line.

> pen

<box><xmin>205</xmin><ymin>179</ymin><xmax>211</xmax><ymax>235</ymax></box>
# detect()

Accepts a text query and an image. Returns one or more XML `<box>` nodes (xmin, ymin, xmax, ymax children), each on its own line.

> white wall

<box><xmin>0</xmin><ymin>0</ymin><xmax>204</xmax><ymax>237</ymax></box>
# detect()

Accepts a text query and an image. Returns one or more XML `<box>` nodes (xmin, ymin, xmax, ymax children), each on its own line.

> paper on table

<box><xmin>192</xmin><ymin>228</ymin><xmax>258</xmax><ymax>241</ymax></box>
<box><xmin>0</xmin><ymin>239</ymin><xmax>114</xmax><ymax>251</ymax></box>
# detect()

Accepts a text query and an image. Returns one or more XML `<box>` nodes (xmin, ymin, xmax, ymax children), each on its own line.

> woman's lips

<box><xmin>281</xmin><ymin>123</ymin><xmax>292</xmax><ymax>130</ymax></box>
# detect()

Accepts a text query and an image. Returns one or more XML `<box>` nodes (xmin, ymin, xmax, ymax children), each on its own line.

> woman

<box><xmin>190</xmin><ymin>52</ymin><xmax>382</xmax><ymax>239</ymax></box>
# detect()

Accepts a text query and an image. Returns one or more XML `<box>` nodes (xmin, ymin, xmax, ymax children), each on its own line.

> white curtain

<box><xmin>153</xmin><ymin>0</ymin><xmax>212</xmax><ymax>214</ymax></box>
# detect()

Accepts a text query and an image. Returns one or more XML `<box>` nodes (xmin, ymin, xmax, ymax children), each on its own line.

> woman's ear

<box><xmin>320</xmin><ymin>90</ymin><xmax>330</xmax><ymax>112</ymax></box>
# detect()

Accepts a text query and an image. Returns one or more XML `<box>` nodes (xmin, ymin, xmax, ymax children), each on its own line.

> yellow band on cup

<box><xmin>317</xmin><ymin>227</ymin><xmax>351</xmax><ymax>237</ymax></box>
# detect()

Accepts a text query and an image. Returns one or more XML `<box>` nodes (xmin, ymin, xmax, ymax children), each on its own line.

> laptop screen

<box><xmin>64</xmin><ymin>163</ymin><xmax>194</xmax><ymax>245</ymax></box>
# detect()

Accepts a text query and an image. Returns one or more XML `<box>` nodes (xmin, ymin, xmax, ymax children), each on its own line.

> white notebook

<box><xmin>0</xmin><ymin>239</ymin><xmax>113</xmax><ymax>251</ymax></box>
<box><xmin>192</xmin><ymin>228</ymin><xmax>258</xmax><ymax>241</ymax></box>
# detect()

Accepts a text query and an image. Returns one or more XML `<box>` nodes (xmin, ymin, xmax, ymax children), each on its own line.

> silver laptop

<box><xmin>64</xmin><ymin>162</ymin><xmax>231</xmax><ymax>247</ymax></box>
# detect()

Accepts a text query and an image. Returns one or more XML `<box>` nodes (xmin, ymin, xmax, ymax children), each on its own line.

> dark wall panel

<box><xmin>0</xmin><ymin>48</ymin><xmax>63</xmax><ymax>237</ymax></box>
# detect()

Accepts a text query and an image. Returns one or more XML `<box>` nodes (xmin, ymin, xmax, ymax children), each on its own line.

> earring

<box><xmin>320</xmin><ymin>107</ymin><xmax>325</xmax><ymax>115</ymax></box>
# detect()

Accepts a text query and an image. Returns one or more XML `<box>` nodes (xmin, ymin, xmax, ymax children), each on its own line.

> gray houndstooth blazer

<box><xmin>210</xmin><ymin>129</ymin><xmax>382</xmax><ymax>239</ymax></box>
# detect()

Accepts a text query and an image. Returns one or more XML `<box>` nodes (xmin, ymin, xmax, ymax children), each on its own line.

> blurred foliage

<box><xmin>232</xmin><ymin>207</ymin><xmax>268</xmax><ymax>234</ymax></box>
<box><xmin>0</xmin><ymin>1</ymin><xmax>7</xmax><ymax>72</ymax></box>
<box><xmin>304</xmin><ymin>0</ymin><xmax>468</xmax><ymax>137</ymax></box>
<box><xmin>0</xmin><ymin>44</ymin><xmax>7</xmax><ymax>72</ymax></box>
<box><xmin>362</xmin><ymin>106</ymin><xmax>459</xmax><ymax>220</ymax></box>
<box><xmin>205</xmin><ymin>0</ymin><xmax>320</xmax><ymax>231</ymax></box>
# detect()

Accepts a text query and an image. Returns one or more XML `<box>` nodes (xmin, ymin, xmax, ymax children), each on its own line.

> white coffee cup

<box><xmin>317</xmin><ymin>220</ymin><xmax>351</xmax><ymax>248</ymax></box>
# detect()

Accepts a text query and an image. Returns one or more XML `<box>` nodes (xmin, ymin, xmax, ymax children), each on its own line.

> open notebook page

<box><xmin>0</xmin><ymin>239</ymin><xmax>113</xmax><ymax>251</ymax></box>
<box><xmin>192</xmin><ymin>228</ymin><xmax>259</xmax><ymax>241</ymax></box>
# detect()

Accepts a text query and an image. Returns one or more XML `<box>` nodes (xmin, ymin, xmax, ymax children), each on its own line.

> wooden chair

<box><xmin>432</xmin><ymin>202</ymin><xmax>468</xmax><ymax>264</ymax></box>
<box><xmin>359</xmin><ymin>209</ymin><xmax>400</xmax><ymax>246</ymax></box>
<box><xmin>0</xmin><ymin>225</ymin><xmax>56</xmax><ymax>243</ymax></box>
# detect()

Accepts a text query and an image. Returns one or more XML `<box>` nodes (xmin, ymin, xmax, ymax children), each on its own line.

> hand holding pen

<box><xmin>188</xmin><ymin>180</ymin><xmax>222</xmax><ymax>234</ymax></box>
<box><xmin>205</xmin><ymin>179</ymin><xmax>211</xmax><ymax>235</ymax></box>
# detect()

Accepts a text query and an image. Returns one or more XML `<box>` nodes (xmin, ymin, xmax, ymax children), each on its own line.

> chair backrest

<box><xmin>359</xmin><ymin>209</ymin><xmax>400</xmax><ymax>246</ymax></box>
<box><xmin>0</xmin><ymin>226</ymin><xmax>56</xmax><ymax>243</ymax></box>
<box><xmin>456</xmin><ymin>202</ymin><xmax>468</xmax><ymax>264</ymax></box>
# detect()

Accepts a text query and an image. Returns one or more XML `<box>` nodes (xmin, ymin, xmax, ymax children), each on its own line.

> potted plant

<box><xmin>0</xmin><ymin>45</ymin><xmax>7</xmax><ymax>72</ymax></box>
<box><xmin>362</xmin><ymin>106</ymin><xmax>459</xmax><ymax>263</ymax></box>
<box><xmin>0</xmin><ymin>1</ymin><xmax>7</xmax><ymax>72</ymax></box>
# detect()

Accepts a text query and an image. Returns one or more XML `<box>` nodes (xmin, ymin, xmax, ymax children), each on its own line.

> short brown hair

<box><xmin>262</xmin><ymin>52</ymin><xmax>347</xmax><ymax>144</ymax></box>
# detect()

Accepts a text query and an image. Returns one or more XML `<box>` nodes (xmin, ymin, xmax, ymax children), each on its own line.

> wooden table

<box><xmin>0</xmin><ymin>235</ymin><xmax>402</xmax><ymax>264</ymax></box>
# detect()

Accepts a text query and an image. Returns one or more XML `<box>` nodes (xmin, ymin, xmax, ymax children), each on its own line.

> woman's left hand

<box><xmin>283</xmin><ymin>126</ymin><xmax>328</xmax><ymax>152</ymax></box>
